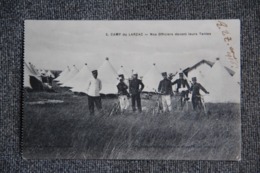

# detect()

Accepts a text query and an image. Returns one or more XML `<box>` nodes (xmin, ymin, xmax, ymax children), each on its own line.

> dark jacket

<box><xmin>172</xmin><ymin>78</ymin><xmax>190</xmax><ymax>92</ymax></box>
<box><xmin>117</xmin><ymin>82</ymin><xmax>129</xmax><ymax>96</ymax></box>
<box><xmin>129</xmin><ymin>79</ymin><xmax>144</xmax><ymax>95</ymax></box>
<box><xmin>190</xmin><ymin>82</ymin><xmax>208</xmax><ymax>97</ymax></box>
<box><xmin>158</xmin><ymin>78</ymin><xmax>173</xmax><ymax>95</ymax></box>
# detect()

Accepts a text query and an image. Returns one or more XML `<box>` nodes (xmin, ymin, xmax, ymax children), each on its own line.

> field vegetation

<box><xmin>23</xmin><ymin>90</ymin><xmax>241</xmax><ymax>160</ymax></box>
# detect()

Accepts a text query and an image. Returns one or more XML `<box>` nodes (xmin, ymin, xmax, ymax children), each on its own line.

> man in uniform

<box><xmin>158</xmin><ymin>72</ymin><xmax>173</xmax><ymax>112</ymax></box>
<box><xmin>190</xmin><ymin>77</ymin><xmax>209</xmax><ymax>110</ymax></box>
<box><xmin>129</xmin><ymin>73</ymin><xmax>144</xmax><ymax>113</ymax></box>
<box><xmin>117</xmin><ymin>74</ymin><xmax>129</xmax><ymax>113</ymax></box>
<box><xmin>171</xmin><ymin>73</ymin><xmax>190</xmax><ymax>100</ymax></box>
<box><xmin>86</xmin><ymin>70</ymin><xmax>102</xmax><ymax>115</ymax></box>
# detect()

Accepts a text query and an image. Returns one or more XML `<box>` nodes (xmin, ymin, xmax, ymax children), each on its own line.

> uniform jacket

<box><xmin>190</xmin><ymin>82</ymin><xmax>208</xmax><ymax>97</ymax></box>
<box><xmin>117</xmin><ymin>82</ymin><xmax>129</xmax><ymax>96</ymax></box>
<box><xmin>172</xmin><ymin>78</ymin><xmax>190</xmax><ymax>91</ymax></box>
<box><xmin>158</xmin><ymin>78</ymin><xmax>173</xmax><ymax>95</ymax></box>
<box><xmin>129</xmin><ymin>79</ymin><xmax>144</xmax><ymax>95</ymax></box>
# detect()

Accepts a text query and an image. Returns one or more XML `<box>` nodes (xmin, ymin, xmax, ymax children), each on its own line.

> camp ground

<box><xmin>24</xmin><ymin>57</ymin><xmax>240</xmax><ymax>103</ymax></box>
<box><xmin>23</xmin><ymin>57</ymin><xmax>241</xmax><ymax>160</ymax></box>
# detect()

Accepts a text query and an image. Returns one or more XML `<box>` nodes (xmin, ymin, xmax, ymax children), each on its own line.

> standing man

<box><xmin>171</xmin><ymin>73</ymin><xmax>190</xmax><ymax>100</ymax></box>
<box><xmin>190</xmin><ymin>77</ymin><xmax>209</xmax><ymax>110</ymax></box>
<box><xmin>158</xmin><ymin>72</ymin><xmax>173</xmax><ymax>112</ymax></box>
<box><xmin>86</xmin><ymin>70</ymin><xmax>102</xmax><ymax>115</ymax></box>
<box><xmin>117</xmin><ymin>74</ymin><xmax>129</xmax><ymax>113</ymax></box>
<box><xmin>129</xmin><ymin>73</ymin><xmax>144</xmax><ymax>113</ymax></box>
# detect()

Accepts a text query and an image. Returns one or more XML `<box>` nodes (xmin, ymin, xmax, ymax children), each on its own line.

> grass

<box><xmin>23</xmin><ymin>91</ymin><xmax>241</xmax><ymax>160</ymax></box>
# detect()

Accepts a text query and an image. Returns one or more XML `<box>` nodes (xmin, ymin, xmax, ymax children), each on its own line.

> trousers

<box><xmin>131</xmin><ymin>93</ymin><xmax>142</xmax><ymax>112</ymax></box>
<box><xmin>192</xmin><ymin>96</ymin><xmax>202</xmax><ymax>110</ymax></box>
<box><xmin>161</xmin><ymin>95</ymin><xmax>172</xmax><ymax>112</ymax></box>
<box><xmin>118</xmin><ymin>95</ymin><xmax>129</xmax><ymax>111</ymax></box>
<box><xmin>88</xmin><ymin>96</ymin><xmax>102</xmax><ymax>115</ymax></box>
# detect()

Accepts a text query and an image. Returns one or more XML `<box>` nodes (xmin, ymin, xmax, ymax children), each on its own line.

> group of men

<box><xmin>86</xmin><ymin>69</ymin><xmax>209</xmax><ymax>115</ymax></box>
<box><xmin>158</xmin><ymin>72</ymin><xmax>209</xmax><ymax>112</ymax></box>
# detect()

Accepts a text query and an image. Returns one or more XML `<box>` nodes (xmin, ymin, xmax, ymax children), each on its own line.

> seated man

<box><xmin>190</xmin><ymin>77</ymin><xmax>209</xmax><ymax>110</ymax></box>
<box><xmin>171</xmin><ymin>73</ymin><xmax>190</xmax><ymax>100</ymax></box>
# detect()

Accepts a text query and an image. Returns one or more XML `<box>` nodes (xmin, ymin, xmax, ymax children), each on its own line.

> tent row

<box><xmin>54</xmin><ymin>58</ymin><xmax>122</xmax><ymax>95</ymax></box>
<box><xmin>53</xmin><ymin>57</ymin><xmax>240</xmax><ymax>103</ymax></box>
<box><xmin>24</xmin><ymin>62</ymin><xmax>55</xmax><ymax>90</ymax></box>
<box><xmin>24</xmin><ymin>62</ymin><xmax>42</xmax><ymax>89</ymax></box>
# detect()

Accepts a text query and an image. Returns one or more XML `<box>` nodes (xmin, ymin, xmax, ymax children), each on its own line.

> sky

<box><xmin>24</xmin><ymin>20</ymin><xmax>240</xmax><ymax>76</ymax></box>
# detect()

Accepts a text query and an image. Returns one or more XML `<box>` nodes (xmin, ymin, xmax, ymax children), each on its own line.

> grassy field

<box><xmin>23</xmin><ymin>91</ymin><xmax>241</xmax><ymax>160</ymax></box>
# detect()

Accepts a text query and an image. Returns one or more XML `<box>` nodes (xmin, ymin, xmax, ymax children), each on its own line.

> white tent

<box><xmin>117</xmin><ymin>65</ymin><xmax>131</xmax><ymax>86</ymax></box>
<box><xmin>98</xmin><ymin>58</ymin><xmax>118</xmax><ymax>94</ymax></box>
<box><xmin>55</xmin><ymin>66</ymin><xmax>70</xmax><ymax>83</ymax></box>
<box><xmin>24</xmin><ymin>62</ymin><xmax>35</xmax><ymax>88</ymax></box>
<box><xmin>188</xmin><ymin>69</ymin><xmax>208</xmax><ymax>87</ymax></box>
<box><xmin>187</xmin><ymin>63</ymin><xmax>212</xmax><ymax>85</ymax></box>
<box><xmin>60</xmin><ymin>65</ymin><xmax>79</xmax><ymax>85</ymax></box>
<box><xmin>65</xmin><ymin>63</ymin><xmax>92</xmax><ymax>93</ymax></box>
<box><xmin>26</xmin><ymin>62</ymin><xmax>42</xmax><ymax>80</ymax></box>
<box><xmin>46</xmin><ymin>70</ymin><xmax>55</xmax><ymax>78</ymax></box>
<box><xmin>117</xmin><ymin>65</ymin><xmax>130</xmax><ymax>79</ymax></box>
<box><xmin>24</xmin><ymin>62</ymin><xmax>42</xmax><ymax>88</ymax></box>
<box><xmin>28</xmin><ymin>62</ymin><xmax>41</xmax><ymax>76</ymax></box>
<box><xmin>204</xmin><ymin>59</ymin><xmax>240</xmax><ymax>103</ymax></box>
<box><xmin>142</xmin><ymin>63</ymin><xmax>162</xmax><ymax>92</ymax></box>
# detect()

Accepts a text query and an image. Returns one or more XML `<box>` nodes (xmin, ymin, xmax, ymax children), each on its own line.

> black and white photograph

<box><xmin>23</xmin><ymin>20</ymin><xmax>241</xmax><ymax>160</ymax></box>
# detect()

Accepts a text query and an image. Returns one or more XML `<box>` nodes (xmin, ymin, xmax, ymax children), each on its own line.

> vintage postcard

<box><xmin>23</xmin><ymin>20</ymin><xmax>241</xmax><ymax>160</ymax></box>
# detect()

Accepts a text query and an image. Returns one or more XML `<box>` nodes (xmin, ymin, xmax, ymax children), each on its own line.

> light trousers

<box><xmin>118</xmin><ymin>95</ymin><xmax>129</xmax><ymax>111</ymax></box>
<box><xmin>161</xmin><ymin>95</ymin><xmax>172</xmax><ymax>112</ymax></box>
